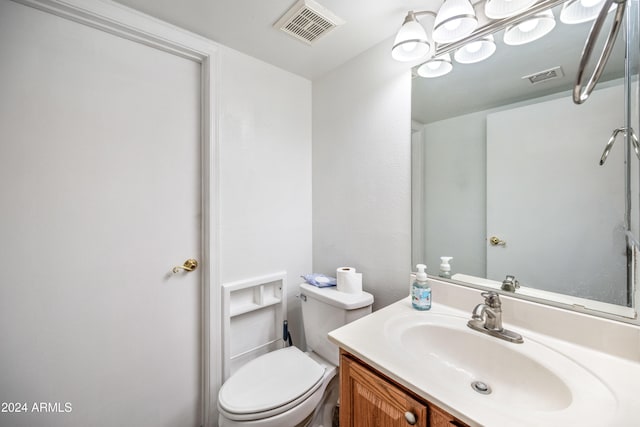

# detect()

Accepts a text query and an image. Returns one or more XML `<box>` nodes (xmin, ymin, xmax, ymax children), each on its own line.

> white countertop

<box><xmin>329</xmin><ymin>288</ymin><xmax>640</xmax><ymax>427</ymax></box>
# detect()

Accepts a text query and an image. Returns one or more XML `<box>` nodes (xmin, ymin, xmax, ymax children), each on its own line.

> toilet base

<box><xmin>307</xmin><ymin>375</ymin><xmax>339</xmax><ymax>427</ymax></box>
<box><xmin>218</xmin><ymin>360</ymin><xmax>337</xmax><ymax>427</ymax></box>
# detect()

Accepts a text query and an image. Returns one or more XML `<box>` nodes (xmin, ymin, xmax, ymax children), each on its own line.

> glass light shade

<box><xmin>433</xmin><ymin>0</ymin><xmax>478</xmax><ymax>44</ymax></box>
<box><xmin>484</xmin><ymin>0</ymin><xmax>537</xmax><ymax>19</ymax></box>
<box><xmin>454</xmin><ymin>35</ymin><xmax>496</xmax><ymax>63</ymax></box>
<box><xmin>391</xmin><ymin>13</ymin><xmax>431</xmax><ymax>61</ymax></box>
<box><xmin>417</xmin><ymin>54</ymin><xmax>453</xmax><ymax>78</ymax></box>
<box><xmin>504</xmin><ymin>10</ymin><xmax>556</xmax><ymax>45</ymax></box>
<box><xmin>560</xmin><ymin>0</ymin><xmax>612</xmax><ymax>24</ymax></box>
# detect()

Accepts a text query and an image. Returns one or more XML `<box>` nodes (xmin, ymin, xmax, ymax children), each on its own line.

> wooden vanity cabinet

<box><xmin>340</xmin><ymin>350</ymin><xmax>469</xmax><ymax>427</ymax></box>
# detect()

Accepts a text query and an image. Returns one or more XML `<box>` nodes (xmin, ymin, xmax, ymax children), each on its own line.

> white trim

<box><xmin>201</xmin><ymin>52</ymin><xmax>222</xmax><ymax>427</ymax></box>
<box><xmin>14</xmin><ymin>0</ymin><xmax>216</xmax><ymax>60</ymax></box>
<box><xmin>10</xmin><ymin>1</ymin><xmax>222</xmax><ymax>425</ymax></box>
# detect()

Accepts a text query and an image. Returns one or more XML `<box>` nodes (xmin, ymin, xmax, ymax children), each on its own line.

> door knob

<box><xmin>172</xmin><ymin>259</ymin><xmax>198</xmax><ymax>273</ymax></box>
<box><xmin>489</xmin><ymin>236</ymin><xmax>506</xmax><ymax>246</ymax></box>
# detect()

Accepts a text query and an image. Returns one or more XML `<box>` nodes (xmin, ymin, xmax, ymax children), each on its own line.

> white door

<box><xmin>0</xmin><ymin>2</ymin><xmax>203</xmax><ymax>426</ymax></box>
<box><xmin>486</xmin><ymin>85</ymin><xmax>626</xmax><ymax>304</ymax></box>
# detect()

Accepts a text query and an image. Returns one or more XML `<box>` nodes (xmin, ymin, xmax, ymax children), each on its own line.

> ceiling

<box><xmin>113</xmin><ymin>0</ymin><xmax>626</xmax><ymax>120</ymax></box>
<box><xmin>412</xmin><ymin>5</ymin><xmax>626</xmax><ymax>123</ymax></box>
<box><xmin>114</xmin><ymin>0</ymin><xmax>440</xmax><ymax>80</ymax></box>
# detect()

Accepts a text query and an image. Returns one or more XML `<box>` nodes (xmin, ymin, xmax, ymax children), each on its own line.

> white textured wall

<box><xmin>312</xmin><ymin>38</ymin><xmax>412</xmax><ymax>310</ymax></box>
<box><xmin>218</xmin><ymin>47</ymin><xmax>312</xmax><ymax>344</ymax></box>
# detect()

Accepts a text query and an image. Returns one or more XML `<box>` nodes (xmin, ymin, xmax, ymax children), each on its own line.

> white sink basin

<box><xmin>383</xmin><ymin>313</ymin><xmax>617</xmax><ymax>422</ymax></box>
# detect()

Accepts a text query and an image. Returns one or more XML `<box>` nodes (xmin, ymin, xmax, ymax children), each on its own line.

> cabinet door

<box><xmin>429</xmin><ymin>404</ymin><xmax>467</xmax><ymax>427</ymax></box>
<box><xmin>341</xmin><ymin>355</ymin><xmax>427</xmax><ymax>427</ymax></box>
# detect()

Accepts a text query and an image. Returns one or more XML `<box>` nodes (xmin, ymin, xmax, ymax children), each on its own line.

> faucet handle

<box><xmin>481</xmin><ymin>291</ymin><xmax>501</xmax><ymax>308</ymax></box>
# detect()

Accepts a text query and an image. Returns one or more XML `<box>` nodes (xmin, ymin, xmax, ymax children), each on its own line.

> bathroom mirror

<box><xmin>411</xmin><ymin>1</ymin><xmax>640</xmax><ymax>320</ymax></box>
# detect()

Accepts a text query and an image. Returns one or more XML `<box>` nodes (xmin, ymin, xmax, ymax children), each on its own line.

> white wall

<box><xmin>312</xmin><ymin>38</ymin><xmax>412</xmax><ymax>310</ymax></box>
<box><xmin>218</xmin><ymin>46</ymin><xmax>312</xmax><ymax>345</ymax></box>
<box><xmin>422</xmin><ymin>111</ymin><xmax>487</xmax><ymax>278</ymax></box>
<box><xmin>0</xmin><ymin>2</ymin><xmax>313</xmax><ymax>426</ymax></box>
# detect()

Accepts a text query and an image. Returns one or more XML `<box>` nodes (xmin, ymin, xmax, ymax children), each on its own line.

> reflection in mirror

<box><xmin>411</xmin><ymin>2</ymin><xmax>639</xmax><ymax>318</ymax></box>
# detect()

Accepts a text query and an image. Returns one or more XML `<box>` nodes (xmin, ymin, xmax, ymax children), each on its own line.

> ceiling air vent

<box><xmin>274</xmin><ymin>0</ymin><xmax>345</xmax><ymax>45</ymax></box>
<box><xmin>522</xmin><ymin>66</ymin><xmax>565</xmax><ymax>85</ymax></box>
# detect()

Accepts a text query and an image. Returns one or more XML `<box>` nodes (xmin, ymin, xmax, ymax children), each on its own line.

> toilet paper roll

<box><xmin>336</xmin><ymin>267</ymin><xmax>363</xmax><ymax>294</ymax></box>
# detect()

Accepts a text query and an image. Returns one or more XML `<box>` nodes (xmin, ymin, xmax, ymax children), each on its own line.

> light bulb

<box><xmin>444</xmin><ymin>19</ymin><xmax>462</xmax><ymax>31</ymax></box>
<box><xmin>402</xmin><ymin>42</ymin><xmax>417</xmax><ymax>52</ymax></box>
<box><xmin>391</xmin><ymin>15</ymin><xmax>430</xmax><ymax>62</ymax></box>
<box><xmin>466</xmin><ymin>41</ymin><xmax>482</xmax><ymax>53</ymax></box>
<box><xmin>518</xmin><ymin>18</ymin><xmax>539</xmax><ymax>32</ymax></box>
<box><xmin>417</xmin><ymin>54</ymin><xmax>453</xmax><ymax>78</ymax></box>
<box><xmin>580</xmin><ymin>0</ymin><xmax>601</xmax><ymax>7</ymax></box>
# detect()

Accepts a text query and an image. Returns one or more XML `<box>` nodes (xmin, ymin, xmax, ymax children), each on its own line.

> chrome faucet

<box><xmin>471</xmin><ymin>291</ymin><xmax>503</xmax><ymax>330</ymax></box>
<box><xmin>467</xmin><ymin>291</ymin><xmax>523</xmax><ymax>343</ymax></box>
<box><xmin>500</xmin><ymin>275</ymin><xmax>519</xmax><ymax>293</ymax></box>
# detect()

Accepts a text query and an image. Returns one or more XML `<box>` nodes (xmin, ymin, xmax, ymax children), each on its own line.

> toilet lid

<box><xmin>218</xmin><ymin>347</ymin><xmax>325</xmax><ymax>415</ymax></box>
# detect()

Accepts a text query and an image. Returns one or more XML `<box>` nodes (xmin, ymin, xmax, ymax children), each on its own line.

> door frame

<box><xmin>10</xmin><ymin>0</ymin><xmax>221</xmax><ymax>425</ymax></box>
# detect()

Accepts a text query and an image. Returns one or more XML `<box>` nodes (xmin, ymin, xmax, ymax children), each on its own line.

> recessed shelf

<box><xmin>230</xmin><ymin>296</ymin><xmax>282</xmax><ymax>318</ymax></box>
<box><xmin>222</xmin><ymin>272</ymin><xmax>287</xmax><ymax>379</ymax></box>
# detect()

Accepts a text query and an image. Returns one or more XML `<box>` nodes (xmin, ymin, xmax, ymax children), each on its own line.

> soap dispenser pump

<box><xmin>439</xmin><ymin>257</ymin><xmax>453</xmax><ymax>279</ymax></box>
<box><xmin>411</xmin><ymin>264</ymin><xmax>431</xmax><ymax>311</ymax></box>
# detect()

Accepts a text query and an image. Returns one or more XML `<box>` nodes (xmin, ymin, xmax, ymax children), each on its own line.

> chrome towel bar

<box><xmin>573</xmin><ymin>0</ymin><xmax>626</xmax><ymax>104</ymax></box>
<box><xmin>599</xmin><ymin>127</ymin><xmax>640</xmax><ymax>165</ymax></box>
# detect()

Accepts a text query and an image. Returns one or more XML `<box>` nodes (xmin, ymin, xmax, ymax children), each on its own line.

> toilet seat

<box><xmin>218</xmin><ymin>347</ymin><xmax>326</xmax><ymax>421</ymax></box>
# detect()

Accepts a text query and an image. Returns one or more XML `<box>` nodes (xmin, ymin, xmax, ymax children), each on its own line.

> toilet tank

<box><xmin>299</xmin><ymin>283</ymin><xmax>373</xmax><ymax>366</ymax></box>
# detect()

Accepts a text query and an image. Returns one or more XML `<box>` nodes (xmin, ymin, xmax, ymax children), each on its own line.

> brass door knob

<box><xmin>172</xmin><ymin>259</ymin><xmax>198</xmax><ymax>273</ymax></box>
<box><xmin>489</xmin><ymin>236</ymin><xmax>506</xmax><ymax>246</ymax></box>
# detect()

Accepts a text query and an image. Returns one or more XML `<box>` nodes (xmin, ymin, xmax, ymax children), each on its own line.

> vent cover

<box><xmin>274</xmin><ymin>0</ymin><xmax>345</xmax><ymax>45</ymax></box>
<box><xmin>522</xmin><ymin>66</ymin><xmax>565</xmax><ymax>84</ymax></box>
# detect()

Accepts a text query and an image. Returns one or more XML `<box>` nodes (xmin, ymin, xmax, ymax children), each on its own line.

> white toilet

<box><xmin>217</xmin><ymin>283</ymin><xmax>374</xmax><ymax>427</ymax></box>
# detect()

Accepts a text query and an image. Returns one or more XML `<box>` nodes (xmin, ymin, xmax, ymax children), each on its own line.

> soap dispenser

<box><xmin>411</xmin><ymin>264</ymin><xmax>431</xmax><ymax>311</ymax></box>
<box><xmin>439</xmin><ymin>257</ymin><xmax>453</xmax><ymax>279</ymax></box>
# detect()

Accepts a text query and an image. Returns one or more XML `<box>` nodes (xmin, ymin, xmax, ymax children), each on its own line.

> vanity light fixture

<box><xmin>416</xmin><ymin>53</ymin><xmax>454</xmax><ymax>78</ymax></box>
<box><xmin>454</xmin><ymin>35</ymin><xmax>497</xmax><ymax>63</ymax></box>
<box><xmin>391</xmin><ymin>11</ymin><xmax>433</xmax><ymax>61</ymax></box>
<box><xmin>560</xmin><ymin>0</ymin><xmax>612</xmax><ymax>24</ymax></box>
<box><xmin>433</xmin><ymin>0</ymin><xmax>479</xmax><ymax>43</ymax></box>
<box><xmin>484</xmin><ymin>0</ymin><xmax>538</xmax><ymax>19</ymax></box>
<box><xmin>394</xmin><ymin>0</ymin><xmax>566</xmax><ymax>78</ymax></box>
<box><xmin>504</xmin><ymin>9</ymin><xmax>556</xmax><ymax>45</ymax></box>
